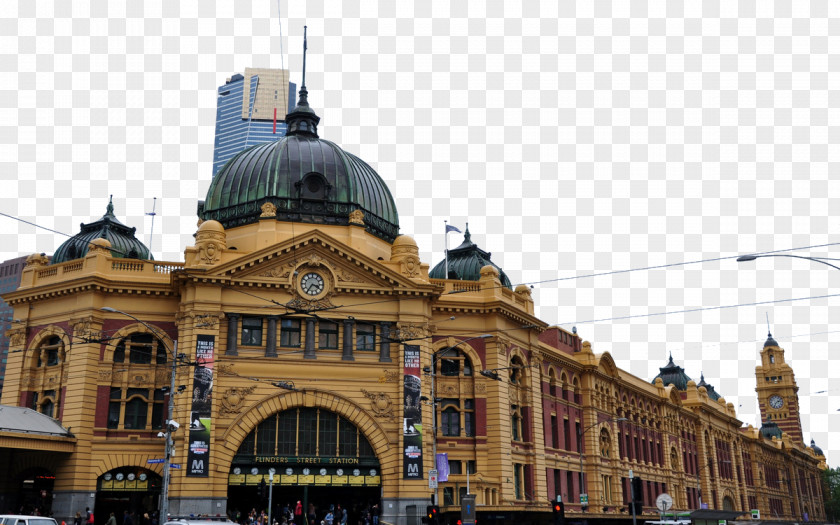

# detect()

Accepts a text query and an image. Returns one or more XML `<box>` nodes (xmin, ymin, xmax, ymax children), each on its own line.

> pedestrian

<box><xmin>123</xmin><ymin>511</ymin><xmax>133</xmax><ymax>525</ymax></box>
<box><xmin>294</xmin><ymin>502</ymin><xmax>302</xmax><ymax>525</ymax></box>
<box><xmin>74</xmin><ymin>512</ymin><xmax>83</xmax><ymax>525</ymax></box>
<box><xmin>323</xmin><ymin>508</ymin><xmax>333</xmax><ymax>525</ymax></box>
<box><xmin>306</xmin><ymin>504</ymin><xmax>316</xmax><ymax>525</ymax></box>
<box><xmin>106</xmin><ymin>514</ymin><xmax>117</xmax><ymax>525</ymax></box>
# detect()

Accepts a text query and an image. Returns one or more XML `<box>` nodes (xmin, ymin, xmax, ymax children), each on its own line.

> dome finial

<box><xmin>285</xmin><ymin>25</ymin><xmax>321</xmax><ymax>138</ymax></box>
<box><xmin>464</xmin><ymin>222</ymin><xmax>471</xmax><ymax>242</ymax></box>
<box><xmin>106</xmin><ymin>195</ymin><xmax>114</xmax><ymax>216</ymax></box>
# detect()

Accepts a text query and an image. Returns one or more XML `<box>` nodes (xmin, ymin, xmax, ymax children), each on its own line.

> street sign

<box><xmin>580</xmin><ymin>494</ymin><xmax>589</xmax><ymax>505</ymax></box>
<box><xmin>429</xmin><ymin>469</ymin><xmax>438</xmax><ymax>489</ymax></box>
<box><xmin>170</xmin><ymin>464</ymin><xmax>182</xmax><ymax>469</ymax></box>
<box><xmin>147</xmin><ymin>459</ymin><xmax>165</xmax><ymax>464</ymax></box>
<box><xmin>751</xmin><ymin>509</ymin><xmax>760</xmax><ymax>520</ymax></box>
<box><xmin>461</xmin><ymin>494</ymin><xmax>476</xmax><ymax>525</ymax></box>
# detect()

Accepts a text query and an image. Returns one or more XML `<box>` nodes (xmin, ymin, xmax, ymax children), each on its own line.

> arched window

<box><xmin>439</xmin><ymin>348</ymin><xmax>472</xmax><ymax>376</ymax></box>
<box><xmin>509</xmin><ymin>356</ymin><xmax>526</xmax><ymax>385</ymax></box>
<box><xmin>113</xmin><ymin>333</ymin><xmax>168</xmax><ymax>364</ymax></box>
<box><xmin>511</xmin><ymin>405</ymin><xmax>523</xmax><ymax>442</ymax></box>
<box><xmin>36</xmin><ymin>336</ymin><xmax>63</xmax><ymax>367</ymax></box>
<box><xmin>549</xmin><ymin>368</ymin><xmax>557</xmax><ymax>397</ymax></box>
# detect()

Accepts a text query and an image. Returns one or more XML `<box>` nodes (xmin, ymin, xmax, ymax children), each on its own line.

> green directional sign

<box><xmin>580</xmin><ymin>494</ymin><xmax>589</xmax><ymax>505</ymax></box>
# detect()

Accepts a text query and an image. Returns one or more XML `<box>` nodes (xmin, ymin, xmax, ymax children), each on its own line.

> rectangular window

<box><xmin>441</xmin><ymin>399</ymin><xmax>460</xmax><ymax>436</ymax></box>
<box><xmin>464</xmin><ymin>399</ymin><xmax>475</xmax><ymax>437</ymax></box>
<box><xmin>338</xmin><ymin>417</ymin><xmax>357</xmax><ymax>456</ymax></box>
<box><xmin>319</xmin><ymin>411</ymin><xmax>337</xmax><ymax>456</ymax></box>
<box><xmin>467</xmin><ymin>460</ymin><xmax>476</xmax><ymax>474</ymax></box>
<box><xmin>551</xmin><ymin>415</ymin><xmax>559</xmax><ymax>448</ymax></box>
<box><xmin>280</xmin><ymin>318</ymin><xmax>301</xmax><ymax>347</ymax></box>
<box><xmin>257</xmin><ymin>416</ymin><xmax>277</xmax><ymax>455</ymax></box>
<box><xmin>152</xmin><ymin>389</ymin><xmax>165</xmax><ymax>429</ymax></box>
<box><xmin>514</xmin><ymin>464</ymin><xmax>523</xmax><ymax>499</ymax></box>
<box><xmin>319</xmin><ymin>321</ymin><xmax>338</xmax><ymax>349</ymax></box>
<box><xmin>241</xmin><ymin>317</ymin><xmax>263</xmax><ymax>346</ymax></box>
<box><xmin>108</xmin><ymin>388</ymin><xmax>120</xmax><ymax>429</ymax></box>
<box><xmin>298</xmin><ymin>409</ymin><xmax>317</xmax><ymax>455</ymax></box>
<box><xmin>443</xmin><ymin>487</ymin><xmax>455</xmax><ymax>506</ymax></box>
<box><xmin>277</xmin><ymin>410</ymin><xmax>297</xmax><ymax>455</ymax></box>
<box><xmin>448</xmin><ymin>460</ymin><xmax>462</xmax><ymax>474</ymax></box>
<box><xmin>575</xmin><ymin>422</ymin><xmax>582</xmax><ymax>452</ymax></box>
<box><xmin>124</xmin><ymin>395</ymin><xmax>148</xmax><ymax>430</ymax></box>
<box><xmin>356</xmin><ymin>323</ymin><xmax>376</xmax><ymax>351</ymax></box>
<box><xmin>563</xmin><ymin>418</ymin><xmax>571</xmax><ymax>451</ymax></box>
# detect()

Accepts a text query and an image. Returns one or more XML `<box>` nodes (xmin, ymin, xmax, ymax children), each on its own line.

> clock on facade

<box><xmin>115</xmin><ymin>473</ymin><xmax>124</xmax><ymax>481</ymax></box>
<box><xmin>302</xmin><ymin>468</ymin><xmax>311</xmax><ymax>476</ymax></box>
<box><xmin>320</xmin><ymin>468</ymin><xmax>327</xmax><ymax>476</ymax></box>
<box><xmin>300</xmin><ymin>272</ymin><xmax>325</xmax><ymax>296</ymax></box>
<box><xmin>285</xmin><ymin>468</ymin><xmax>294</xmax><ymax>475</ymax></box>
<box><xmin>769</xmin><ymin>394</ymin><xmax>784</xmax><ymax>409</ymax></box>
<box><xmin>233</xmin><ymin>467</ymin><xmax>241</xmax><ymax>475</ymax></box>
<box><xmin>127</xmin><ymin>473</ymin><xmax>135</xmax><ymax>481</ymax></box>
<box><xmin>336</xmin><ymin>469</ymin><xmax>344</xmax><ymax>476</ymax></box>
<box><xmin>251</xmin><ymin>467</ymin><xmax>259</xmax><ymax>475</ymax></box>
<box><xmin>139</xmin><ymin>473</ymin><xmax>147</xmax><ymax>481</ymax></box>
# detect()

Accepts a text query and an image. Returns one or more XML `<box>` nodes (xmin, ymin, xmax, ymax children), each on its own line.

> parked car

<box><xmin>0</xmin><ymin>516</ymin><xmax>59</xmax><ymax>525</ymax></box>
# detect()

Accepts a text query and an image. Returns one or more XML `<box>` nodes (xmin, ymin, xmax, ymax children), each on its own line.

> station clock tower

<box><xmin>755</xmin><ymin>333</ymin><xmax>803</xmax><ymax>443</ymax></box>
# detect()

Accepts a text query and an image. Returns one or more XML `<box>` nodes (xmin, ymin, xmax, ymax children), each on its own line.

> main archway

<box><xmin>227</xmin><ymin>406</ymin><xmax>381</xmax><ymax>524</ymax></box>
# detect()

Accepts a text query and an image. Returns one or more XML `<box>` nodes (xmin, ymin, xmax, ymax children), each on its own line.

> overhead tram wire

<box><xmin>4</xmin><ymin>211</ymin><xmax>840</xmax><ymax>324</ymax></box>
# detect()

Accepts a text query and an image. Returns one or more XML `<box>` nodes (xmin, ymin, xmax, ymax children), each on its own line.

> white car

<box><xmin>0</xmin><ymin>516</ymin><xmax>59</xmax><ymax>525</ymax></box>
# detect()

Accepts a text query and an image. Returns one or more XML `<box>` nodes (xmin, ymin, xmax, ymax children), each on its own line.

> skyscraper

<box><xmin>212</xmin><ymin>68</ymin><xmax>297</xmax><ymax>176</ymax></box>
<box><xmin>0</xmin><ymin>255</ymin><xmax>28</xmax><ymax>395</ymax></box>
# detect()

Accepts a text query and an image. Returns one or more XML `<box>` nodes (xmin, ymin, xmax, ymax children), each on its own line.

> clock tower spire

<box><xmin>755</xmin><ymin>332</ymin><xmax>803</xmax><ymax>443</ymax></box>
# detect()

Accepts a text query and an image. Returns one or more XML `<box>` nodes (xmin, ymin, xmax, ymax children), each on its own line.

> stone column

<box><xmin>342</xmin><ymin>319</ymin><xmax>355</xmax><ymax>361</ymax></box>
<box><xmin>304</xmin><ymin>318</ymin><xmax>317</xmax><ymax>359</ymax></box>
<box><xmin>265</xmin><ymin>316</ymin><xmax>278</xmax><ymax>357</ymax></box>
<box><xmin>226</xmin><ymin>313</ymin><xmax>239</xmax><ymax>355</ymax></box>
<box><xmin>379</xmin><ymin>321</ymin><xmax>392</xmax><ymax>362</ymax></box>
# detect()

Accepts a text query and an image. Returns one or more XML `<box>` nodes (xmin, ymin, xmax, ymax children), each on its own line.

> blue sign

<box><xmin>147</xmin><ymin>459</ymin><xmax>165</xmax><ymax>464</ymax></box>
<box><xmin>170</xmin><ymin>464</ymin><xmax>182</xmax><ymax>469</ymax></box>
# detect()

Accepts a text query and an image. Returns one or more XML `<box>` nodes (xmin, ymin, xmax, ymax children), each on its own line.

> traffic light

<box><xmin>426</xmin><ymin>505</ymin><xmax>439</xmax><ymax>525</ymax></box>
<box><xmin>632</xmin><ymin>476</ymin><xmax>643</xmax><ymax>501</ymax></box>
<box><xmin>552</xmin><ymin>501</ymin><xmax>565</xmax><ymax>525</ymax></box>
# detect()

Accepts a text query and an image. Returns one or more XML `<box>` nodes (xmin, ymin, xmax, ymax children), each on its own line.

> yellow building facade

<box><xmin>0</xmin><ymin>81</ymin><xmax>828</xmax><ymax>525</ymax></box>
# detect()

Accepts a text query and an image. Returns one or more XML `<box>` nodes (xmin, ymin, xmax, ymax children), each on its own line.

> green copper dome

<box><xmin>429</xmin><ymin>227</ymin><xmax>513</xmax><ymax>289</ymax></box>
<box><xmin>651</xmin><ymin>353</ymin><xmax>693</xmax><ymax>391</ymax></box>
<box><xmin>760</xmin><ymin>418</ymin><xmax>783</xmax><ymax>440</ymax></box>
<box><xmin>201</xmin><ymin>83</ymin><xmax>400</xmax><ymax>242</ymax></box>
<box><xmin>52</xmin><ymin>198</ymin><xmax>152</xmax><ymax>264</ymax></box>
<box><xmin>697</xmin><ymin>372</ymin><xmax>722</xmax><ymax>401</ymax></box>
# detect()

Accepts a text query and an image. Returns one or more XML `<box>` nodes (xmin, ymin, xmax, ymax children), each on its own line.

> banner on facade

<box><xmin>436</xmin><ymin>453</ymin><xmax>449</xmax><ymax>482</ymax></box>
<box><xmin>187</xmin><ymin>334</ymin><xmax>215</xmax><ymax>477</ymax></box>
<box><xmin>403</xmin><ymin>344</ymin><xmax>423</xmax><ymax>479</ymax></box>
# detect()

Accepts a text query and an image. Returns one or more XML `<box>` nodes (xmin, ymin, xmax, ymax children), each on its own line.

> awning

<box><xmin>688</xmin><ymin>510</ymin><xmax>748</xmax><ymax>521</ymax></box>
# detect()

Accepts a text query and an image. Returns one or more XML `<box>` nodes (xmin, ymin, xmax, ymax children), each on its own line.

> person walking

<box><xmin>293</xmin><ymin>502</ymin><xmax>302</xmax><ymax>525</ymax></box>
<box><xmin>74</xmin><ymin>512</ymin><xmax>83</xmax><ymax>525</ymax></box>
<box><xmin>106</xmin><ymin>514</ymin><xmax>117</xmax><ymax>525</ymax></box>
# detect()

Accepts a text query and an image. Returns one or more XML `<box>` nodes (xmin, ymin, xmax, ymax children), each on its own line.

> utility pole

<box><xmin>161</xmin><ymin>340</ymin><xmax>179</xmax><ymax>522</ymax></box>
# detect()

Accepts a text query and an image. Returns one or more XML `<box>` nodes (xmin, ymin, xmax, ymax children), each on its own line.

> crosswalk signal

<box><xmin>552</xmin><ymin>501</ymin><xmax>565</xmax><ymax>525</ymax></box>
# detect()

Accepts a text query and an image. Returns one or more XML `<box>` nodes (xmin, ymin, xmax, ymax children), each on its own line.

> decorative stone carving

<box><xmin>383</xmin><ymin>369</ymin><xmax>399</xmax><ymax>383</ymax></box>
<box><xmin>25</xmin><ymin>253</ymin><xmax>50</xmax><ymax>267</ymax></box>
<box><xmin>401</xmin><ymin>256</ymin><xmax>421</xmax><ymax>277</ymax></box>
<box><xmin>348</xmin><ymin>209</ymin><xmax>364</xmax><ymax>225</ymax></box>
<box><xmin>285</xmin><ymin>295</ymin><xmax>335</xmax><ymax>314</ymax></box>
<box><xmin>99</xmin><ymin>370</ymin><xmax>112</xmax><ymax>381</ymax></box>
<box><xmin>88</xmin><ymin>238</ymin><xmax>113</xmax><ymax>255</ymax></box>
<box><xmin>8</xmin><ymin>329</ymin><xmax>25</xmax><ymax>347</ymax></box>
<box><xmin>71</xmin><ymin>317</ymin><xmax>103</xmax><ymax>343</ymax></box>
<box><xmin>260</xmin><ymin>201</ymin><xmax>277</xmax><ymax>218</ymax></box>
<box><xmin>155</xmin><ymin>369</ymin><xmax>170</xmax><ymax>383</ymax></box>
<box><xmin>361</xmin><ymin>389</ymin><xmax>394</xmax><ymax>419</ymax></box>
<box><xmin>194</xmin><ymin>313</ymin><xmax>221</xmax><ymax>329</ymax></box>
<box><xmin>394</xmin><ymin>323</ymin><xmax>425</xmax><ymax>342</ymax></box>
<box><xmin>195</xmin><ymin>220</ymin><xmax>226</xmax><ymax>266</ymax></box>
<box><xmin>258</xmin><ymin>261</ymin><xmax>296</xmax><ymax>279</ymax></box>
<box><xmin>131</xmin><ymin>374</ymin><xmax>149</xmax><ymax>385</ymax></box>
<box><xmin>475</xmin><ymin>382</ymin><xmax>487</xmax><ymax>394</ymax></box>
<box><xmin>390</xmin><ymin>235</ymin><xmax>423</xmax><ymax>278</ymax></box>
<box><xmin>220</xmin><ymin>385</ymin><xmax>258</xmax><ymax>414</ymax></box>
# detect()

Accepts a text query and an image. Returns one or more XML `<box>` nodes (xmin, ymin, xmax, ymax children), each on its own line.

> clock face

<box><xmin>301</xmin><ymin>272</ymin><xmax>325</xmax><ymax>296</ymax></box>
<box><xmin>127</xmin><ymin>473</ymin><xmax>135</xmax><ymax>481</ymax></box>
<box><xmin>285</xmin><ymin>468</ymin><xmax>294</xmax><ymax>476</ymax></box>
<box><xmin>353</xmin><ymin>469</ymin><xmax>361</xmax><ymax>477</ymax></box>
<box><xmin>251</xmin><ymin>467</ymin><xmax>259</xmax><ymax>475</ymax></box>
<box><xmin>233</xmin><ymin>468</ymin><xmax>241</xmax><ymax>475</ymax></box>
<box><xmin>320</xmin><ymin>468</ymin><xmax>327</xmax><ymax>476</ymax></box>
<box><xmin>303</xmin><ymin>468</ymin><xmax>311</xmax><ymax>476</ymax></box>
<box><xmin>336</xmin><ymin>469</ymin><xmax>344</xmax><ymax>476</ymax></box>
<box><xmin>769</xmin><ymin>395</ymin><xmax>784</xmax><ymax>409</ymax></box>
<box><xmin>115</xmin><ymin>473</ymin><xmax>124</xmax><ymax>481</ymax></box>
<box><xmin>370</xmin><ymin>469</ymin><xmax>377</xmax><ymax>476</ymax></box>
<box><xmin>139</xmin><ymin>473</ymin><xmax>147</xmax><ymax>481</ymax></box>
<box><xmin>103</xmin><ymin>473</ymin><xmax>112</xmax><ymax>481</ymax></box>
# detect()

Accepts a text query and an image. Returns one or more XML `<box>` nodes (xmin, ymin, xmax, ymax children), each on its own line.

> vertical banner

<box><xmin>436</xmin><ymin>453</ymin><xmax>449</xmax><ymax>482</ymax></box>
<box><xmin>403</xmin><ymin>344</ymin><xmax>424</xmax><ymax>479</ymax></box>
<box><xmin>187</xmin><ymin>334</ymin><xmax>215</xmax><ymax>477</ymax></box>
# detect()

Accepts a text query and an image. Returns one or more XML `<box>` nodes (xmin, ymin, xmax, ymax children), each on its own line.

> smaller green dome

<box><xmin>810</xmin><ymin>439</ymin><xmax>824</xmax><ymax>457</ymax></box>
<box><xmin>760</xmin><ymin>418</ymin><xmax>783</xmax><ymax>440</ymax></box>
<box><xmin>429</xmin><ymin>226</ymin><xmax>512</xmax><ymax>289</ymax></box>
<box><xmin>697</xmin><ymin>372</ymin><xmax>722</xmax><ymax>401</ymax></box>
<box><xmin>651</xmin><ymin>353</ymin><xmax>693</xmax><ymax>391</ymax></box>
<box><xmin>52</xmin><ymin>197</ymin><xmax>152</xmax><ymax>264</ymax></box>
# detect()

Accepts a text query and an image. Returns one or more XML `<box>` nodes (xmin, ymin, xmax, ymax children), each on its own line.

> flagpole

<box><xmin>444</xmin><ymin>220</ymin><xmax>449</xmax><ymax>279</ymax></box>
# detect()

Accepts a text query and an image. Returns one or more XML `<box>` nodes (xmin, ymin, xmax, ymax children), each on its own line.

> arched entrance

<box><xmin>13</xmin><ymin>467</ymin><xmax>55</xmax><ymax>516</ymax></box>
<box><xmin>228</xmin><ymin>407</ymin><xmax>381</xmax><ymax>525</ymax></box>
<box><xmin>95</xmin><ymin>468</ymin><xmax>161</xmax><ymax>525</ymax></box>
<box><xmin>722</xmin><ymin>496</ymin><xmax>735</xmax><ymax>511</ymax></box>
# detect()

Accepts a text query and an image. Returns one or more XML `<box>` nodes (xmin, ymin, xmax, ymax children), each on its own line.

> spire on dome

<box><xmin>285</xmin><ymin>25</ymin><xmax>321</xmax><ymax>138</ymax></box>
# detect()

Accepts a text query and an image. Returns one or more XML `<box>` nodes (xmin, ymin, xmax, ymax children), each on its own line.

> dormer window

<box><xmin>769</xmin><ymin>353</ymin><xmax>775</xmax><ymax>364</ymax></box>
<box><xmin>298</xmin><ymin>172</ymin><xmax>331</xmax><ymax>200</ymax></box>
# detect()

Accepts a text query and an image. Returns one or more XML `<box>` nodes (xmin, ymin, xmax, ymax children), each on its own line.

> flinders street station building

<box><xmin>0</xmin><ymin>76</ymin><xmax>829</xmax><ymax>525</ymax></box>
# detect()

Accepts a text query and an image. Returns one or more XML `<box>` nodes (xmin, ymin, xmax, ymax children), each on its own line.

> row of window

<box><xmin>439</xmin><ymin>399</ymin><xmax>475</xmax><ymax>437</ymax></box>
<box><xmin>107</xmin><ymin>388</ymin><xmax>166</xmax><ymax>430</ymax></box>
<box><xmin>240</xmin><ymin>318</ymin><xmax>377</xmax><ymax>351</ymax></box>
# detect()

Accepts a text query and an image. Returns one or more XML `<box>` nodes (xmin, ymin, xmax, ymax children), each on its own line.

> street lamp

<box><xmin>736</xmin><ymin>253</ymin><xmax>840</xmax><ymax>272</ymax></box>
<box><xmin>427</xmin><ymin>334</ymin><xmax>492</xmax><ymax>505</ymax></box>
<box><xmin>101</xmin><ymin>307</ymin><xmax>179</xmax><ymax>521</ymax></box>
<box><xmin>577</xmin><ymin>417</ymin><xmax>627</xmax><ymax>511</ymax></box>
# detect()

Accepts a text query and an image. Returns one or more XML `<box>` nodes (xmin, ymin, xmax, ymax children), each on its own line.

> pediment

<box><xmin>204</xmin><ymin>230</ymin><xmax>432</xmax><ymax>294</ymax></box>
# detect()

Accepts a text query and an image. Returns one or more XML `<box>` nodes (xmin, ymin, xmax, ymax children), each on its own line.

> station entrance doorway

<box><xmin>227</xmin><ymin>407</ymin><xmax>382</xmax><ymax>524</ymax></box>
